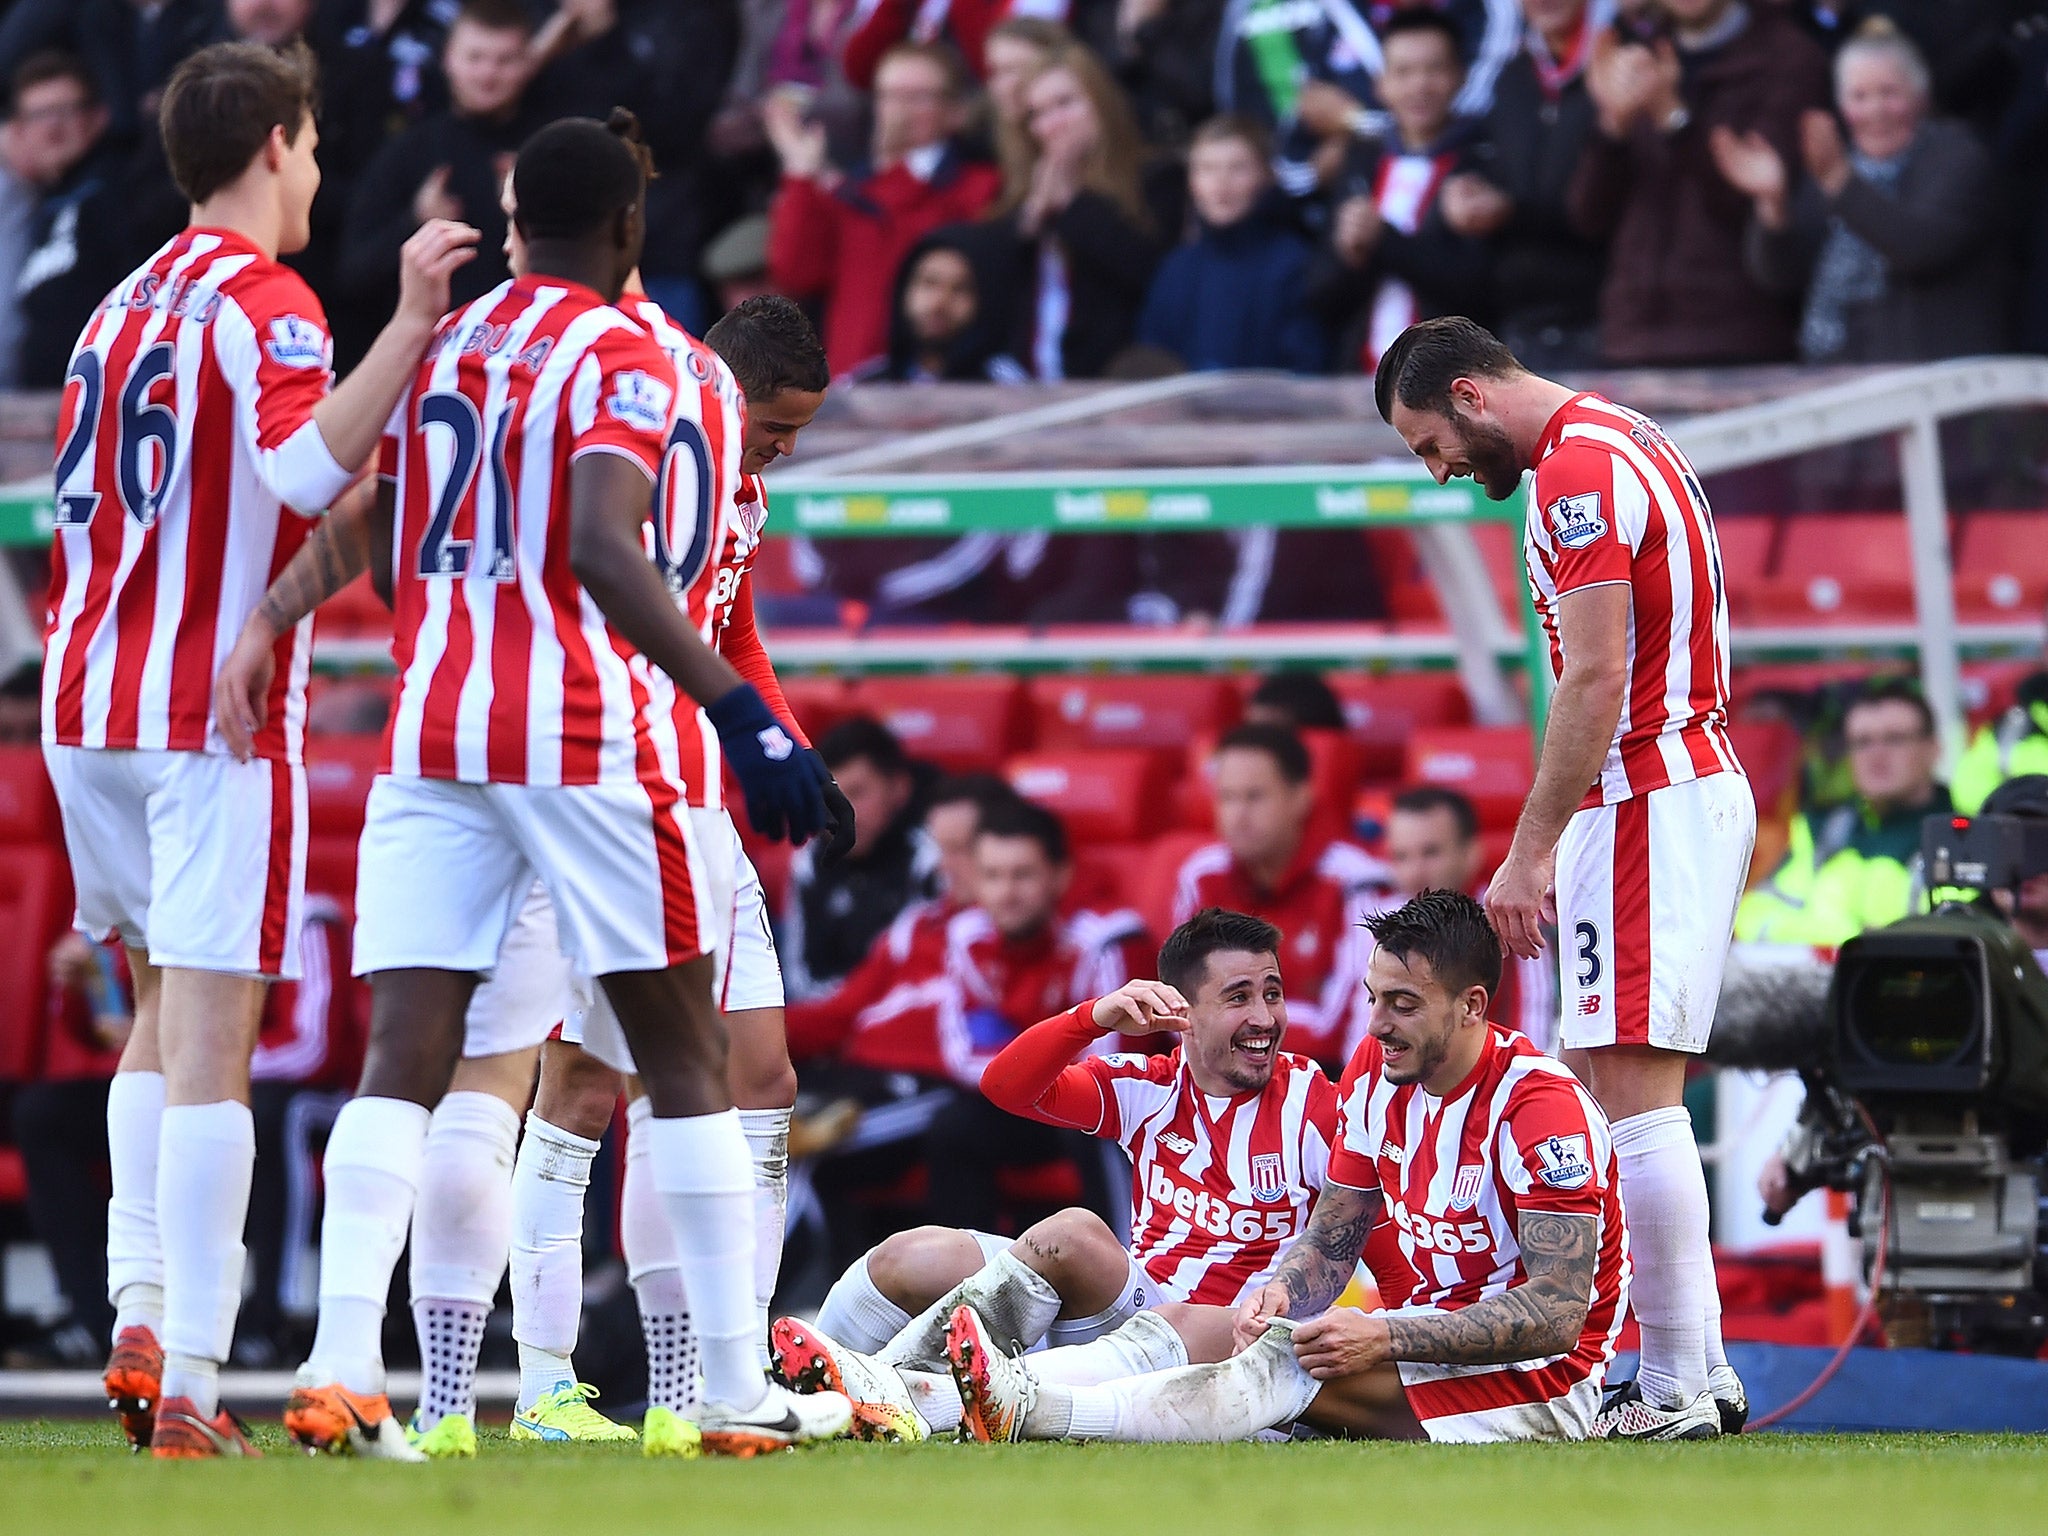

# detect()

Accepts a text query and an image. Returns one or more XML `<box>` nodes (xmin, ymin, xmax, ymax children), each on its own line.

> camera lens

<box><xmin>1847</xmin><ymin>957</ymin><xmax>1980</xmax><ymax>1069</ymax></box>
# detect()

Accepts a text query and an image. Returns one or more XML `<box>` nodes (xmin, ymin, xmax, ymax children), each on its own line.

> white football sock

<box><xmin>409</xmin><ymin>1091</ymin><xmax>519</xmax><ymax>1426</ymax></box>
<box><xmin>817</xmin><ymin>1253</ymin><xmax>913</xmax><ymax>1353</ymax></box>
<box><xmin>881</xmin><ymin>1250</ymin><xmax>1062</xmax><ymax>1371</ymax></box>
<box><xmin>1032</xmin><ymin>1309</ymin><xmax>1189</xmax><ymax>1388</ymax></box>
<box><xmin>901</xmin><ymin>1368</ymin><xmax>960</xmax><ymax>1433</ymax></box>
<box><xmin>1612</xmin><ymin>1105</ymin><xmax>1713</xmax><ymax>1407</ymax></box>
<box><xmin>643</xmin><ymin>1109</ymin><xmax>762</xmax><ymax>1412</ymax></box>
<box><xmin>518</xmin><ymin>1342</ymin><xmax>576</xmax><ymax>1409</ymax></box>
<box><xmin>509</xmin><ymin>1111</ymin><xmax>600</xmax><ymax>1389</ymax></box>
<box><xmin>105</xmin><ymin>1070</ymin><xmax>165</xmax><ymax>1335</ymax></box>
<box><xmin>157</xmin><ymin>1101</ymin><xmax>254</xmax><ymax>1416</ymax></box>
<box><xmin>1704</xmin><ymin>1278</ymin><xmax>1730</xmax><ymax>1376</ymax></box>
<box><xmin>306</xmin><ymin>1096</ymin><xmax>430</xmax><ymax>1396</ymax></box>
<box><xmin>737</xmin><ymin>1105</ymin><xmax>791</xmax><ymax>1358</ymax></box>
<box><xmin>623</xmin><ymin>1100</ymin><xmax>696</xmax><ymax>1413</ymax></box>
<box><xmin>1026</xmin><ymin>1328</ymin><xmax>1317</xmax><ymax>1442</ymax></box>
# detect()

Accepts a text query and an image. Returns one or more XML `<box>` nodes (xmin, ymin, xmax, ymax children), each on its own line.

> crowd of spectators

<box><xmin>0</xmin><ymin>0</ymin><xmax>2043</xmax><ymax>393</ymax></box>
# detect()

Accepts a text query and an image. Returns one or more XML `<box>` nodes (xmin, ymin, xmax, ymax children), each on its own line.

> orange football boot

<box><xmin>103</xmin><ymin>1324</ymin><xmax>164</xmax><ymax>1450</ymax></box>
<box><xmin>283</xmin><ymin>1379</ymin><xmax>421</xmax><ymax>1459</ymax></box>
<box><xmin>152</xmin><ymin>1396</ymin><xmax>262</xmax><ymax>1458</ymax></box>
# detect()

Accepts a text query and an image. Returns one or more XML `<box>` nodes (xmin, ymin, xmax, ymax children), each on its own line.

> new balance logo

<box><xmin>1577</xmin><ymin>994</ymin><xmax>1603</xmax><ymax>1017</ymax></box>
<box><xmin>1380</xmin><ymin>1141</ymin><xmax>1404</xmax><ymax>1164</ymax></box>
<box><xmin>1158</xmin><ymin>1131</ymin><xmax>1197</xmax><ymax>1155</ymax></box>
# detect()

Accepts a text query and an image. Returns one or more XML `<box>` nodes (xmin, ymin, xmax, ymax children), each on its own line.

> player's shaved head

<box><xmin>513</xmin><ymin>117</ymin><xmax>645</xmax><ymax>246</ymax></box>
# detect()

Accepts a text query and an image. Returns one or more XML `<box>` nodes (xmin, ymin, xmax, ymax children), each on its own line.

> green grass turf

<box><xmin>2</xmin><ymin>1419</ymin><xmax>2044</xmax><ymax>1536</ymax></box>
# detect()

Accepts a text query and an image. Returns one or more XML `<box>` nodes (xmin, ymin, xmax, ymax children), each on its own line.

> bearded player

<box><xmin>767</xmin><ymin>908</ymin><xmax>1415</xmax><ymax>1441</ymax></box>
<box><xmin>948</xmin><ymin>891</ymin><xmax>1630</xmax><ymax>1446</ymax></box>
<box><xmin>1377</xmin><ymin>317</ymin><xmax>1754</xmax><ymax>1439</ymax></box>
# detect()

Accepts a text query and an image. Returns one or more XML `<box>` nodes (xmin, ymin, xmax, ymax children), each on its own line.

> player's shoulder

<box><xmin>1494</xmin><ymin>1036</ymin><xmax>1601</xmax><ymax>1126</ymax></box>
<box><xmin>1333</xmin><ymin>1034</ymin><xmax>1385</xmax><ymax>1097</ymax></box>
<box><xmin>1315</xmin><ymin>838</ymin><xmax>1391</xmax><ymax>893</ymax></box>
<box><xmin>1176</xmin><ymin>841</ymin><xmax>1233</xmax><ymax>884</ymax></box>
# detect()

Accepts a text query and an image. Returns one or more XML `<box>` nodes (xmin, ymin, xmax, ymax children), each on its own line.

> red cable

<box><xmin>1749</xmin><ymin>1161</ymin><xmax>1890</xmax><ymax>1432</ymax></box>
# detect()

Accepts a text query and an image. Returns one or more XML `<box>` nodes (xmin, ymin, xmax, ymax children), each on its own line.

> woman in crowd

<box><xmin>1713</xmin><ymin>18</ymin><xmax>2010</xmax><ymax>363</ymax></box>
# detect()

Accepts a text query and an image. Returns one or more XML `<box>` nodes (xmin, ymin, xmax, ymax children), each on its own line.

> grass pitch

<box><xmin>2</xmin><ymin>1419</ymin><xmax>2043</xmax><ymax>1535</ymax></box>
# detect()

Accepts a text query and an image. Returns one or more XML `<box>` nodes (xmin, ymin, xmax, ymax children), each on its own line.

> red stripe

<box><xmin>165</xmin><ymin>334</ymin><xmax>236</xmax><ymax>751</ymax></box>
<box><xmin>486</xmin><ymin>392</ymin><xmax>532</xmax><ymax>783</ymax></box>
<box><xmin>258</xmin><ymin>757</ymin><xmax>297</xmax><ymax>974</ymax></box>
<box><xmin>1404</xmin><ymin>1351</ymin><xmax>1599</xmax><ymax>1420</ymax></box>
<box><xmin>1610</xmin><ymin>796</ymin><xmax>1654</xmax><ymax>1044</ymax></box>
<box><xmin>642</xmin><ymin>772</ymin><xmax>703</xmax><ymax>964</ymax></box>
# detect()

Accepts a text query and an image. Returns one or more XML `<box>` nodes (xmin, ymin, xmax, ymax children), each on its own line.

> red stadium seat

<box><xmin>0</xmin><ymin>844</ymin><xmax>67</xmax><ymax>1083</ymax></box>
<box><xmin>303</xmin><ymin>733</ymin><xmax>384</xmax><ymax>839</ymax></box>
<box><xmin>1714</xmin><ymin>515</ymin><xmax>1777</xmax><ymax>589</ymax></box>
<box><xmin>1028</xmin><ymin>675</ymin><xmax>1239</xmax><ymax>754</ymax></box>
<box><xmin>1006</xmin><ymin>749</ymin><xmax>1168</xmax><ymax>842</ymax></box>
<box><xmin>1327</xmin><ymin>672</ymin><xmax>1472</xmax><ymax>776</ymax></box>
<box><xmin>1955</xmin><ymin>512</ymin><xmax>2048</xmax><ymax>620</ymax></box>
<box><xmin>1962</xmin><ymin>658</ymin><xmax>2040</xmax><ymax>726</ymax></box>
<box><xmin>776</xmin><ymin>676</ymin><xmax>857</xmax><ymax>742</ymax></box>
<box><xmin>1726</xmin><ymin>720</ymin><xmax>1802</xmax><ymax>818</ymax></box>
<box><xmin>1403</xmin><ymin>726</ymin><xmax>1535</xmax><ymax>830</ymax></box>
<box><xmin>1748</xmin><ymin>513</ymin><xmax>1916</xmax><ymax>622</ymax></box>
<box><xmin>0</xmin><ymin>744</ymin><xmax>59</xmax><ymax>843</ymax></box>
<box><xmin>314</xmin><ymin>573</ymin><xmax>392</xmax><ymax>639</ymax></box>
<box><xmin>746</xmin><ymin>836</ymin><xmax>793</xmax><ymax>915</ymax></box>
<box><xmin>1360</xmin><ymin>525</ymin><xmax>1526</xmax><ymax>627</ymax></box>
<box><xmin>1069</xmin><ymin>840</ymin><xmax>1149</xmax><ymax>914</ymax></box>
<box><xmin>1133</xmin><ymin>829</ymin><xmax>1211</xmax><ymax>940</ymax></box>
<box><xmin>850</xmin><ymin>675</ymin><xmax>1028</xmax><ymax>770</ymax></box>
<box><xmin>0</xmin><ymin>1147</ymin><xmax>25</xmax><ymax>1205</ymax></box>
<box><xmin>304</xmin><ymin>835</ymin><xmax>360</xmax><ymax>912</ymax></box>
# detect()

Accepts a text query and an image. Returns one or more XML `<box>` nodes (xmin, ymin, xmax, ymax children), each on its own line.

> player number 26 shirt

<box><xmin>1525</xmin><ymin>392</ymin><xmax>1741</xmax><ymax>807</ymax></box>
<box><xmin>1329</xmin><ymin>1028</ymin><xmax>1630</xmax><ymax>1385</ymax></box>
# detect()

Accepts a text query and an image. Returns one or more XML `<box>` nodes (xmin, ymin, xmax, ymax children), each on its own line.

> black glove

<box><xmin>810</xmin><ymin>748</ymin><xmax>857</xmax><ymax>867</ymax></box>
<box><xmin>706</xmin><ymin>684</ymin><xmax>826</xmax><ymax>845</ymax></box>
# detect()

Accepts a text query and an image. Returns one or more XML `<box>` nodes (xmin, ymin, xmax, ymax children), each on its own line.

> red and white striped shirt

<box><xmin>1329</xmin><ymin>1027</ymin><xmax>1629</xmax><ymax>1402</ymax></box>
<box><xmin>982</xmin><ymin>1004</ymin><xmax>1340</xmax><ymax>1308</ymax></box>
<box><xmin>382</xmin><ymin>276</ymin><xmax>716</xmax><ymax>788</ymax></box>
<box><xmin>1526</xmin><ymin>393</ymin><xmax>1741</xmax><ymax>807</ymax></box>
<box><xmin>43</xmin><ymin>227</ymin><xmax>357</xmax><ymax>762</ymax></box>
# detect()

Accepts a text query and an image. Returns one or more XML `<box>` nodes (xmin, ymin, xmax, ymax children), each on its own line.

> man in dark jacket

<box><xmin>1305</xmin><ymin>9</ymin><xmax>1492</xmax><ymax>370</ymax></box>
<box><xmin>781</xmin><ymin>718</ymin><xmax>943</xmax><ymax>1002</ymax></box>
<box><xmin>1137</xmin><ymin>115</ymin><xmax>1324</xmax><ymax>371</ymax></box>
<box><xmin>337</xmin><ymin>0</ymin><xmax>539</xmax><ymax>327</ymax></box>
<box><xmin>0</xmin><ymin>0</ymin><xmax>218</xmax><ymax>146</ymax></box>
<box><xmin>1568</xmin><ymin>0</ymin><xmax>1830</xmax><ymax>365</ymax></box>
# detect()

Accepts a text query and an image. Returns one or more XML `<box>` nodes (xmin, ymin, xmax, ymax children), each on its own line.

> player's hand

<box><xmin>395</xmin><ymin>217</ymin><xmax>482</xmax><ymax>332</ymax></box>
<box><xmin>1290</xmin><ymin>1308</ymin><xmax>1391</xmax><ymax>1380</ymax></box>
<box><xmin>810</xmin><ymin>748</ymin><xmax>858</xmax><ymax>867</ymax></box>
<box><xmin>1485</xmin><ymin>843</ymin><xmax>1555</xmax><ymax>961</ymax></box>
<box><xmin>1090</xmin><ymin>979</ymin><xmax>1189</xmax><ymax>1036</ymax></box>
<box><xmin>1439</xmin><ymin>173</ymin><xmax>1512</xmax><ymax>239</ymax></box>
<box><xmin>708</xmin><ymin>683</ymin><xmax>827</xmax><ymax>846</ymax></box>
<box><xmin>213</xmin><ymin>620</ymin><xmax>279</xmax><ymax>763</ymax></box>
<box><xmin>1233</xmin><ymin>1281</ymin><xmax>1291</xmax><ymax>1353</ymax></box>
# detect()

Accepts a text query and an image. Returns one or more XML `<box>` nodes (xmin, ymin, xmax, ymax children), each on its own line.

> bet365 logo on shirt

<box><xmin>1547</xmin><ymin>491</ymin><xmax>1606</xmax><ymax>549</ymax></box>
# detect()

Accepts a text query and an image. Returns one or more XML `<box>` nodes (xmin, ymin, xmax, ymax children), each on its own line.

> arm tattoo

<box><xmin>1272</xmin><ymin>1182</ymin><xmax>1382</xmax><ymax>1318</ymax></box>
<box><xmin>1383</xmin><ymin>1209</ymin><xmax>1599</xmax><ymax>1367</ymax></box>
<box><xmin>257</xmin><ymin>497</ymin><xmax>377</xmax><ymax>634</ymax></box>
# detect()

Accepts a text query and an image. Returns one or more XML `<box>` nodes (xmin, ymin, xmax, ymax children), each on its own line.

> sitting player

<box><xmin>770</xmin><ymin>908</ymin><xmax>1411</xmax><ymax>1441</ymax></box>
<box><xmin>945</xmin><ymin>890</ymin><xmax>1633</xmax><ymax>1445</ymax></box>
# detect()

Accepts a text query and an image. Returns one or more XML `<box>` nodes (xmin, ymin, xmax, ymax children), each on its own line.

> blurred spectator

<box><xmin>702</xmin><ymin>213</ymin><xmax>777</xmax><ymax>317</ymax></box>
<box><xmin>982</xmin><ymin>41</ymin><xmax>1177</xmax><ymax>379</ymax></box>
<box><xmin>2002</xmin><ymin>18</ymin><xmax>2048</xmax><ymax>353</ymax></box>
<box><xmin>0</xmin><ymin>0</ymin><xmax>219</xmax><ymax>146</ymax></box>
<box><xmin>338</xmin><ymin>0</ymin><xmax>537</xmax><ymax>325</ymax></box>
<box><xmin>984</xmin><ymin>14</ymin><xmax>1067</xmax><ymax>155</ymax></box>
<box><xmin>1716</xmin><ymin>20</ymin><xmax>2008</xmax><ymax>363</ymax></box>
<box><xmin>922</xmin><ymin>772</ymin><xmax>1025</xmax><ymax>906</ymax></box>
<box><xmin>1105</xmin><ymin>0</ymin><xmax>1225</xmax><ymax>147</ymax></box>
<box><xmin>1737</xmin><ymin>679</ymin><xmax>1948</xmax><ymax>946</ymax></box>
<box><xmin>530</xmin><ymin>0</ymin><xmax>743</xmax><ymax>332</ymax></box>
<box><xmin>1374</xmin><ymin>784</ymin><xmax>1559</xmax><ymax>1053</ymax></box>
<box><xmin>1136</xmin><ymin>114</ymin><xmax>1324</xmax><ymax>371</ymax></box>
<box><xmin>9</xmin><ymin>52</ymin><xmax>128</xmax><ymax>389</ymax></box>
<box><xmin>0</xmin><ymin>94</ymin><xmax>42</xmax><ymax>390</ymax></box>
<box><xmin>1305</xmin><ymin>10</ymin><xmax>1489</xmax><ymax>371</ymax></box>
<box><xmin>1569</xmin><ymin>0</ymin><xmax>1830</xmax><ymax>365</ymax></box>
<box><xmin>1462</xmin><ymin>0</ymin><xmax>1608</xmax><ymax>369</ymax></box>
<box><xmin>1953</xmin><ymin>636</ymin><xmax>2048</xmax><ymax>815</ymax></box>
<box><xmin>788</xmin><ymin>797</ymin><xmax>1144</xmax><ymax>1255</ymax></box>
<box><xmin>1243</xmin><ymin>669</ymin><xmax>1347</xmax><ymax>732</ymax></box>
<box><xmin>1169</xmin><ymin>723</ymin><xmax>1384</xmax><ymax>1067</ymax></box>
<box><xmin>1215</xmin><ymin>0</ymin><xmax>1518</xmax><ymax>196</ymax></box>
<box><xmin>868</xmin><ymin>225</ymin><xmax>1030</xmax><ymax>380</ymax></box>
<box><xmin>842</xmin><ymin>0</ymin><xmax>1073</xmax><ymax>89</ymax></box>
<box><xmin>781</xmin><ymin>717</ymin><xmax>943</xmax><ymax>1001</ymax></box>
<box><xmin>766</xmin><ymin>41</ymin><xmax>1000</xmax><ymax>376</ymax></box>
<box><xmin>0</xmin><ymin>661</ymin><xmax>39</xmax><ymax>743</ymax></box>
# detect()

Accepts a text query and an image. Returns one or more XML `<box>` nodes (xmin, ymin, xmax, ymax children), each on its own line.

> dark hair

<box><xmin>1214</xmin><ymin>722</ymin><xmax>1311</xmax><ymax>786</ymax></box>
<box><xmin>606</xmin><ymin>106</ymin><xmax>655</xmax><ymax>180</ymax></box>
<box><xmin>453</xmin><ymin>0</ymin><xmax>535</xmax><ymax>36</ymax></box>
<box><xmin>1391</xmin><ymin>784</ymin><xmax>1479</xmax><ymax>842</ymax></box>
<box><xmin>1377</xmin><ymin>7</ymin><xmax>1466</xmax><ymax>63</ymax></box>
<box><xmin>158</xmin><ymin>40</ymin><xmax>318</xmax><ymax>204</ymax></box>
<box><xmin>976</xmin><ymin>794</ymin><xmax>1068</xmax><ymax>865</ymax></box>
<box><xmin>1158</xmin><ymin>907</ymin><xmax>1282</xmax><ymax>997</ymax></box>
<box><xmin>1373</xmin><ymin>316</ymin><xmax>1524</xmax><ymax>425</ymax></box>
<box><xmin>927</xmin><ymin>772</ymin><xmax>1022</xmax><ymax>818</ymax></box>
<box><xmin>1247</xmin><ymin>671</ymin><xmax>1346</xmax><ymax>732</ymax></box>
<box><xmin>12</xmin><ymin>49</ymin><xmax>98</xmax><ymax>109</ymax></box>
<box><xmin>1363</xmin><ymin>889</ymin><xmax>1502</xmax><ymax>999</ymax></box>
<box><xmin>705</xmin><ymin>295</ymin><xmax>830</xmax><ymax>401</ymax></box>
<box><xmin>512</xmin><ymin>116</ymin><xmax>645</xmax><ymax>244</ymax></box>
<box><xmin>1190</xmin><ymin>112</ymin><xmax>1273</xmax><ymax>162</ymax></box>
<box><xmin>818</xmin><ymin>716</ymin><xmax>909</xmax><ymax>777</ymax></box>
<box><xmin>1845</xmin><ymin>676</ymin><xmax>1935</xmax><ymax>739</ymax></box>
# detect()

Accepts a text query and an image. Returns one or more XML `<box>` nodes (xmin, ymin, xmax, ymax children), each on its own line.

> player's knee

<box><xmin>867</xmin><ymin>1225</ymin><xmax>965</xmax><ymax>1310</ymax></box>
<box><xmin>535</xmin><ymin>1042</ymin><xmax>623</xmax><ymax>1138</ymax></box>
<box><xmin>731</xmin><ymin>1054</ymin><xmax>797</xmax><ymax>1111</ymax></box>
<box><xmin>1017</xmin><ymin>1206</ymin><xmax>1120</xmax><ymax>1286</ymax></box>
